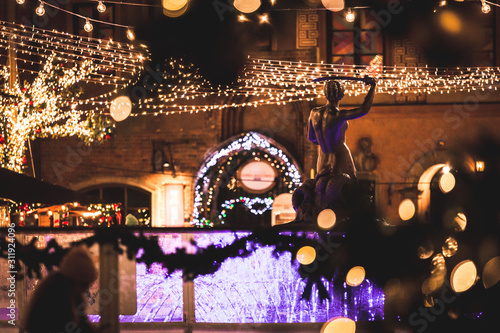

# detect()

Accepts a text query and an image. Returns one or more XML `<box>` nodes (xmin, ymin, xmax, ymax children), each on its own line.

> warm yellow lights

<box><xmin>442</xmin><ymin>237</ymin><xmax>458</xmax><ymax>257</ymax></box>
<box><xmin>418</xmin><ymin>241</ymin><xmax>434</xmax><ymax>259</ymax></box>
<box><xmin>16</xmin><ymin>0</ymin><xmax>26</xmax><ymax>4</ymax></box>
<box><xmin>162</xmin><ymin>0</ymin><xmax>189</xmax><ymax>17</ymax></box>
<box><xmin>126</xmin><ymin>28</ymin><xmax>136</xmax><ymax>41</ymax></box>
<box><xmin>481</xmin><ymin>1</ymin><xmax>491</xmax><ymax>14</ymax></box>
<box><xmin>345</xmin><ymin>8</ymin><xmax>355</xmax><ymax>23</ymax></box>
<box><xmin>321</xmin><ymin>0</ymin><xmax>345</xmax><ymax>12</ymax></box>
<box><xmin>475</xmin><ymin>160</ymin><xmax>485</xmax><ymax>172</ymax></box>
<box><xmin>84</xmin><ymin>19</ymin><xmax>94</xmax><ymax>33</ymax></box>
<box><xmin>450</xmin><ymin>260</ymin><xmax>477</xmax><ymax>293</ymax></box>
<box><xmin>422</xmin><ymin>253</ymin><xmax>447</xmax><ymax>294</ymax></box>
<box><xmin>234</xmin><ymin>0</ymin><xmax>261</xmax><ymax>13</ymax></box>
<box><xmin>259</xmin><ymin>13</ymin><xmax>270</xmax><ymax>24</ymax></box>
<box><xmin>398</xmin><ymin>199</ymin><xmax>415</xmax><ymax>221</ymax></box>
<box><xmin>97</xmin><ymin>1</ymin><xmax>107</xmax><ymax>13</ymax></box>
<box><xmin>238</xmin><ymin>14</ymin><xmax>249</xmax><ymax>22</ymax></box>
<box><xmin>320</xmin><ymin>317</ymin><xmax>356</xmax><ymax>333</ymax></box>
<box><xmin>317</xmin><ymin>208</ymin><xmax>337</xmax><ymax>230</ymax></box>
<box><xmin>296</xmin><ymin>246</ymin><xmax>316</xmax><ymax>265</ymax></box>
<box><xmin>0</xmin><ymin>20</ymin><xmax>147</xmax><ymax>121</ymax></box>
<box><xmin>162</xmin><ymin>0</ymin><xmax>189</xmax><ymax>11</ymax></box>
<box><xmin>439</xmin><ymin>10</ymin><xmax>462</xmax><ymax>34</ymax></box>
<box><xmin>439</xmin><ymin>172</ymin><xmax>456</xmax><ymax>193</ymax></box>
<box><xmin>454</xmin><ymin>212</ymin><xmax>467</xmax><ymax>231</ymax></box>
<box><xmin>0</xmin><ymin>54</ymin><xmax>100</xmax><ymax>171</ymax></box>
<box><xmin>135</xmin><ymin>56</ymin><xmax>500</xmax><ymax>116</ymax></box>
<box><xmin>346</xmin><ymin>266</ymin><xmax>365</xmax><ymax>287</ymax></box>
<box><xmin>110</xmin><ymin>96</ymin><xmax>132</xmax><ymax>122</ymax></box>
<box><xmin>35</xmin><ymin>2</ymin><xmax>45</xmax><ymax>16</ymax></box>
<box><xmin>483</xmin><ymin>256</ymin><xmax>500</xmax><ymax>289</ymax></box>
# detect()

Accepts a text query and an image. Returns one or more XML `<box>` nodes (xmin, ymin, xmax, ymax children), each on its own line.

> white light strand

<box><xmin>219</xmin><ymin>196</ymin><xmax>275</xmax><ymax>223</ymax></box>
<box><xmin>135</xmin><ymin>56</ymin><xmax>500</xmax><ymax>116</ymax></box>
<box><xmin>0</xmin><ymin>20</ymin><xmax>148</xmax><ymax>114</ymax></box>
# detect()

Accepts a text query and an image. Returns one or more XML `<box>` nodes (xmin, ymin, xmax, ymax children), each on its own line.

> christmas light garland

<box><xmin>0</xmin><ymin>54</ymin><xmax>115</xmax><ymax>172</ymax></box>
<box><xmin>219</xmin><ymin>196</ymin><xmax>274</xmax><ymax>223</ymax></box>
<box><xmin>134</xmin><ymin>55</ymin><xmax>500</xmax><ymax>116</ymax></box>
<box><xmin>192</xmin><ymin>132</ymin><xmax>302</xmax><ymax>228</ymax></box>
<box><xmin>0</xmin><ymin>228</ymin><xmax>345</xmax><ymax>301</ymax></box>
<box><xmin>0</xmin><ymin>20</ymin><xmax>148</xmax><ymax>114</ymax></box>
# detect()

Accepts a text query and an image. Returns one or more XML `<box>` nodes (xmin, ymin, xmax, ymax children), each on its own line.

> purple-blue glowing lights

<box><xmin>126</xmin><ymin>233</ymin><xmax>384</xmax><ymax>323</ymax></box>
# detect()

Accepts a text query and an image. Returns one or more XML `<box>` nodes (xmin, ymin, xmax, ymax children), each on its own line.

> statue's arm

<box><xmin>340</xmin><ymin>79</ymin><xmax>376</xmax><ymax>120</ymax></box>
<box><xmin>307</xmin><ymin>116</ymin><xmax>318</xmax><ymax>145</ymax></box>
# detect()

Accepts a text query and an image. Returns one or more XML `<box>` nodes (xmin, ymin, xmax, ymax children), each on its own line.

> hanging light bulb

<box><xmin>259</xmin><ymin>13</ymin><xmax>270</xmax><ymax>24</ymax></box>
<box><xmin>84</xmin><ymin>18</ymin><xmax>93</xmax><ymax>33</ymax></box>
<box><xmin>238</xmin><ymin>14</ymin><xmax>249</xmax><ymax>22</ymax></box>
<box><xmin>345</xmin><ymin>8</ymin><xmax>355</xmax><ymax>22</ymax></box>
<box><xmin>16</xmin><ymin>0</ymin><xmax>26</xmax><ymax>4</ymax></box>
<box><xmin>97</xmin><ymin>1</ymin><xmax>107</xmax><ymax>13</ymax></box>
<box><xmin>126</xmin><ymin>28</ymin><xmax>135</xmax><ymax>41</ymax></box>
<box><xmin>35</xmin><ymin>2</ymin><xmax>45</xmax><ymax>16</ymax></box>
<box><xmin>481</xmin><ymin>1</ymin><xmax>491</xmax><ymax>13</ymax></box>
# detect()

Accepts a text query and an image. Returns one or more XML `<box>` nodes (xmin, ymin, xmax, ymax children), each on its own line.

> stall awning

<box><xmin>0</xmin><ymin>168</ymin><xmax>98</xmax><ymax>205</ymax></box>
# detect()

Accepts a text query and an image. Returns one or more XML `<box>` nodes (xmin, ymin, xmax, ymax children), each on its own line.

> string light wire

<box><xmin>37</xmin><ymin>0</ymin><xmax>133</xmax><ymax>29</ymax></box>
<box><xmin>484</xmin><ymin>0</ymin><xmax>500</xmax><ymax>7</ymax></box>
<box><xmin>0</xmin><ymin>20</ymin><xmax>148</xmax><ymax>115</ymax></box>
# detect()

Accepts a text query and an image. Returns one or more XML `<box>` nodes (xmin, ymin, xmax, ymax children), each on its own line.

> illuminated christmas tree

<box><xmin>0</xmin><ymin>54</ymin><xmax>114</xmax><ymax>173</ymax></box>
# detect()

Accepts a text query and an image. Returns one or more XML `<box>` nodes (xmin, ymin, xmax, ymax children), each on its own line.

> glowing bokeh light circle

<box><xmin>233</xmin><ymin>0</ymin><xmax>261</xmax><ymax>13</ymax></box>
<box><xmin>296</xmin><ymin>246</ymin><xmax>316</xmax><ymax>265</ymax></box>
<box><xmin>110</xmin><ymin>96</ymin><xmax>132</xmax><ymax>122</ymax></box>
<box><xmin>398</xmin><ymin>199</ymin><xmax>415</xmax><ymax>221</ymax></box>
<box><xmin>317</xmin><ymin>208</ymin><xmax>336</xmax><ymax>230</ymax></box>
<box><xmin>320</xmin><ymin>317</ymin><xmax>356</xmax><ymax>333</ymax></box>
<box><xmin>346</xmin><ymin>266</ymin><xmax>366</xmax><ymax>287</ymax></box>
<box><xmin>451</xmin><ymin>260</ymin><xmax>477</xmax><ymax>293</ymax></box>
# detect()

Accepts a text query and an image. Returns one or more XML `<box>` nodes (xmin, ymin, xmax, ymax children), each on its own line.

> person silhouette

<box><xmin>23</xmin><ymin>245</ymin><xmax>99</xmax><ymax>333</ymax></box>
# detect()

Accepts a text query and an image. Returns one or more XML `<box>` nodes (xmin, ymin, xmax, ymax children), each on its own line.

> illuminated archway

<box><xmin>417</xmin><ymin>163</ymin><xmax>447</xmax><ymax>221</ymax></box>
<box><xmin>192</xmin><ymin>132</ymin><xmax>303</xmax><ymax>227</ymax></box>
<box><xmin>403</xmin><ymin>147</ymin><xmax>473</xmax><ymax>223</ymax></box>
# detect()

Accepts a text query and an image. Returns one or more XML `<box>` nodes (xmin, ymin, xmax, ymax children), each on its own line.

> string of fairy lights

<box><xmin>0</xmin><ymin>20</ymin><xmax>147</xmax><ymax>171</ymax></box>
<box><xmin>133</xmin><ymin>55</ymin><xmax>500</xmax><ymax>116</ymax></box>
<box><xmin>13</xmin><ymin>0</ymin><xmax>496</xmax><ymax>43</ymax></box>
<box><xmin>0</xmin><ymin>20</ymin><xmax>148</xmax><ymax>112</ymax></box>
<box><xmin>6</xmin><ymin>0</ymin><xmax>499</xmax><ymax>118</ymax></box>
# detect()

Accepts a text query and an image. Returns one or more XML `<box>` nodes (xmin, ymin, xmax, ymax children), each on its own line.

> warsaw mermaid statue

<box><xmin>292</xmin><ymin>77</ymin><xmax>377</xmax><ymax>223</ymax></box>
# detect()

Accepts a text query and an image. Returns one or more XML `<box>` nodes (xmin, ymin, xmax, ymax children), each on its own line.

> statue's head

<box><xmin>324</xmin><ymin>80</ymin><xmax>345</xmax><ymax>103</ymax></box>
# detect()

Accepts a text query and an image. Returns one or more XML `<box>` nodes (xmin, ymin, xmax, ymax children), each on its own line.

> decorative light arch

<box><xmin>192</xmin><ymin>131</ymin><xmax>302</xmax><ymax>227</ymax></box>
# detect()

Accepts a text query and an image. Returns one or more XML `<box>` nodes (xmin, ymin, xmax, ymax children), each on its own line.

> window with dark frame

<box><xmin>81</xmin><ymin>185</ymin><xmax>152</xmax><ymax>226</ymax></box>
<box><xmin>330</xmin><ymin>9</ymin><xmax>384</xmax><ymax>66</ymax></box>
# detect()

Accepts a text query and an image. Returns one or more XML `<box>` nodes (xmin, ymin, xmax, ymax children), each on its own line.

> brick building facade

<box><xmin>4</xmin><ymin>1</ymin><xmax>500</xmax><ymax>227</ymax></box>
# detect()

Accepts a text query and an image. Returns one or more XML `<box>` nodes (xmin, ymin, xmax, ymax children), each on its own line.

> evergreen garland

<box><xmin>0</xmin><ymin>228</ymin><xmax>342</xmax><ymax>301</ymax></box>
